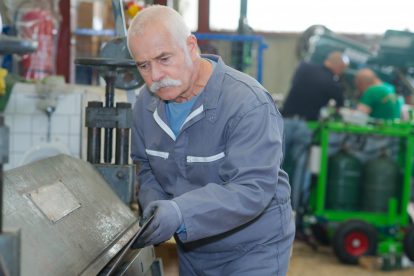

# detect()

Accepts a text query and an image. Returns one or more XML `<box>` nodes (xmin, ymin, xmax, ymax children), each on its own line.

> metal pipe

<box><xmin>104</xmin><ymin>73</ymin><xmax>116</xmax><ymax>163</ymax></box>
<box><xmin>0</xmin><ymin>164</ymin><xmax>2</xmax><ymax>233</ymax></box>
<box><xmin>240</xmin><ymin>0</ymin><xmax>248</xmax><ymax>19</ymax></box>
<box><xmin>87</xmin><ymin>128</ymin><xmax>102</xmax><ymax>164</ymax></box>
<box><xmin>115</xmin><ymin>128</ymin><xmax>129</xmax><ymax>165</ymax></box>
<box><xmin>0</xmin><ymin>115</ymin><xmax>4</xmax><ymax>233</ymax></box>
<box><xmin>104</xmin><ymin>74</ymin><xmax>115</xmax><ymax>108</ymax></box>
<box><xmin>86</xmin><ymin>102</ymin><xmax>103</xmax><ymax>164</ymax></box>
<box><xmin>111</xmin><ymin>0</ymin><xmax>127</xmax><ymax>37</ymax></box>
<box><xmin>115</xmin><ymin>102</ymin><xmax>131</xmax><ymax>165</ymax></box>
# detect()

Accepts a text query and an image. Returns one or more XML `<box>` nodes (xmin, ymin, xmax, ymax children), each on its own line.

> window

<box><xmin>210</xmin><ymin>0</ymin><xmax>414</xmax><ymax>34</ymax></box>
<box><xmin>180</xmin><ymin>0</ymin><xmax>198</xmax><ymax>32</ymax></box>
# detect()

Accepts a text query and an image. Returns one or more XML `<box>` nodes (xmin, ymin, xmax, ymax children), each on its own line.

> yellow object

<box><xmin>166</xmin><ymin>237</ymin><xmax>176</xmax><ymax>244</ymax></box>
<box><xmin>126</xmin><ymin>3</ymin><xmax>142</xmax><ymax>18</ymax></box>
<box><xmin>0</xmin><ymin>68</ymin><xmax>8</xmax><ymax>96</ymax></box>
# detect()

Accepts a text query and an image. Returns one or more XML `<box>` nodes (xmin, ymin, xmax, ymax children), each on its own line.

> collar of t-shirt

<box><xmin>165</xmin><ymin>58</ymin><xmax>216</xmax><ymax>137</ymax></box>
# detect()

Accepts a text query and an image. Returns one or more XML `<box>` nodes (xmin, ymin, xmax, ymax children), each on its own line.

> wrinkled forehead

<box><xmin>133</xmin><ymin>22</ymin><xmax>182</xmax><ymax>46</ymax></box>
<box><xmin>131</xmin><ymin>38</ymin><xmax>184</xmax><ymax>66</ymax></box>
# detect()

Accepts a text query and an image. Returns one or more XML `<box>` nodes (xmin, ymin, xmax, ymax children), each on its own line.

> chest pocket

<box><xmin>145</xmin><ymin>149</ymin><xmax>177</xmax><ymax>194</ymax></box>
<box><xmin>185</xmin><ymin>151</ymin><xmax>226</xmax><ymax>185</ymax></box>
<box><xmin>145</xmin><ymin>149</ymin><xmax>169</xmax><ymax>159</ymax></box>
<box><xmin>187</xmin><ymin>152</ymin><xmax>225</xmax><ymax>163</ymax></box>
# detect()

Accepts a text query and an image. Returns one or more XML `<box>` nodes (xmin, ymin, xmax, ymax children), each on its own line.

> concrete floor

<box><xmin>155</xmin><ymin>240</ymin><xmax>414</xmax><ymax>276</ymax></box>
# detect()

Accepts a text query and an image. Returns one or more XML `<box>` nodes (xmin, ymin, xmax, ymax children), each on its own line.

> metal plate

<box><xmin>4</xmin><ymin>154</ymin><xmax>138</xmax><ymax>276</ymax></box>
<box><xmin>27</xmin><ymin>180</ymin><xmax>81</xmax><ymax>223</ymax></box>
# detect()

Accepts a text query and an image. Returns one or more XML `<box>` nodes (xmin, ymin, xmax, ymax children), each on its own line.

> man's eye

<box><xmin>160</xmin><ymin>56</ymin><xmax>171</xmax><ymax>64</ymax></box>
<box><xmin>138</xmin><ymin>63</ymin><xmax>149</xmax><ymax>71</ymax></box>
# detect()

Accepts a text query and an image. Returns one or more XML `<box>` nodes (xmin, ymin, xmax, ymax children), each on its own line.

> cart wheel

<box><xmin>403</xmin><ymin>225</ymin><xmax>414</xmax><ymax>262</ymax></box>
<box><xmin>332</xmin><ymin>220</ymin><xmax>378</xmax><ymax>264</ymax></box>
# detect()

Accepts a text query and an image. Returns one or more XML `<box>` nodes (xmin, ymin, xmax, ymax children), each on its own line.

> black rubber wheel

<box><xmin>403</xmin><ymin>225</ymin><xmax>414</xmax><ymax>262</ymax></box>
<box><xmin>332</xmin><ymin>220</ymin><xmax>378</xmax><ymax>264</ymax></box>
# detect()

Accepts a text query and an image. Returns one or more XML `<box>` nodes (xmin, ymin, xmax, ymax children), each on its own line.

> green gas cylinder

<box><xmin>361</xmin><ymin>156</ymin><xmax>400</xmax><ymax>213</ymax></box>
<box><xmin>326</xmin><ymin>150</ymin><xmax>362</xmax><ymax>210</ymax></box>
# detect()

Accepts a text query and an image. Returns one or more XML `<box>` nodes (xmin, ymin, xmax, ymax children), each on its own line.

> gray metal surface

<box><xmin>0</xmin><ymin>230</ymin><xmax>20</xmax><ymax>276</ymax></box>
<box><xmin>97</xmin><ymin>246</ymin><xmax>161</xmax><ymax>276</ymax></box>
<box><xmin>0</xmin><ymin>34</ymin><xmax>38</xmax><ymax>55</ymax></box>
<box><xmin>100</xmin><ymin>37</ymin><xmax>144</xmax><ymax>90</ymax></box>
<box><xmin>123</xmin><ymin>246</ymin><xmax>159</xmax><ymax>276</ymax></box>
<box><xmin>3</xmin><ymin>154</ymin><xmax>138</xmax><ymax>276</ymax></box>
<box><xmin>85</xmin><ymin>102</ymin><xmax>133</xmax><ymax>129</ymax></box>
<box><xmin>27</xmin><ymin>180</ymin><xmax>81</xmax><ymax>223</ymax></box>
<box><xmin>0</xmin><ymin>125</ymin><xmax>9</xmax><ymax>163</ymax></box>
<box><xmin>111</xmin><ymin>0</ymin><xmax>127</xmax><ymax>37</ymax></box>
<box><xmin>94</xmin><ymin>164</ymin><xmax>135</xmax><ymax>204</ymax></box>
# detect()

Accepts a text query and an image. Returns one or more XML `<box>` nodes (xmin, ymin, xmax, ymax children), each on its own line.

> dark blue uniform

<box><xmin>282</xmin><ymin>62</ymin><xmax>344</xmax><ymax>120</ymax></box>
<box><xmin>132</xmin><ymin>55</ymin><xmax>294</xmax><ymax>275</ymax></box>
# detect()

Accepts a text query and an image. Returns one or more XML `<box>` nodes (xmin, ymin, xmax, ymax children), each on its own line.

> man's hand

<box><xmin>132</xmin><ymin>200</ymin><xmax>182</xmax><ymax>248</ymax></box>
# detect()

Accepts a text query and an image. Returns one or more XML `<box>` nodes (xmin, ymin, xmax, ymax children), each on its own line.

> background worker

<box><xmin>340</xmin><ymin>68</ymin><xmax>405</xmax><ymax>164</ymax></box>
<box><xmin>281</xmin><ymin>51</ymin><xmax>349</xmax><ymax>228</ymax></box>
<box><xmin>127</xmin><ymin>5</ymin><xmax>294</xmax><ymax>275</ymax></box>
<box><xmin>355</xmin><ymin>68</ymin><xmax>404</xmax><ymax>120</ymax></box>
<box><xmin>282</xmin><ymin>51</ymin><xmax>350</xmax><ymax>121</ymax></box>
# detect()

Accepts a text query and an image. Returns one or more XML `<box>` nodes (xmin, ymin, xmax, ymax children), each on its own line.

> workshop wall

<box><xmin>261</xmin><ymin>33</ymin><xmax>300</xmax><ymax>101</ymax></box>
<box><xmin>4</xmin><ymin>83</ymin><xmax>82</xmax><ymax>170</ymax></box>
<box><xmin>3</xmin><ymin>82</ymin><xmax>133</xmax><ymax>171</ymax></box>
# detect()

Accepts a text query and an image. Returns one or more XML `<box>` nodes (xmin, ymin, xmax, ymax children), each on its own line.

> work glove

<box><xmin>132</xmin><ymin>200</ymin><xmax>182</xmax><ymax>248</ymax></box>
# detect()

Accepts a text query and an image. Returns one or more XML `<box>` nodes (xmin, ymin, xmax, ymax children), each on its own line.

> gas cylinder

<box><xmin>361</xmin><ymin>156</ymin><xmax>400</xmax><ymax>212</ymax></box>
<box><xmin>326</xmin><ymin>150</ymin><xmax>362</xmax><ymax>210</ymax></box>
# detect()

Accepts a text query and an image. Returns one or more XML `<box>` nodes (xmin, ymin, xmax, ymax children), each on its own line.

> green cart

<box><xmin>305</xmin><ymin>121</ymin><xmax>414</xmax><ymax>265</ymax></box>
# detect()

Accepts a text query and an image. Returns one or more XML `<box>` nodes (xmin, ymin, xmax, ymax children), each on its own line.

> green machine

<box><xmin>305</xmin><ymin>121</ymin><xmax>414</xmax><ymax>266</ymax></box>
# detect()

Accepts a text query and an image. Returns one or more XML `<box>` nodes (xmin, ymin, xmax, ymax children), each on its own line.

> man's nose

<box><xmin>151</xmin><ymin>63</ymin><xmax>164</xmax><ymax>82</ymax></box>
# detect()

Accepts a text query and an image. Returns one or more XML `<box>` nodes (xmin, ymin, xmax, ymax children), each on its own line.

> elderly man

<box><xmin>127</xmin><ymin>5</ymin><xmax>294</xmax><ymax>276</ymax></box>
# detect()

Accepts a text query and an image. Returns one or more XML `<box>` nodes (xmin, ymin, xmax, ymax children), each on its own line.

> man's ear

<box><xmin>186</xmin><ymin>35</ymin><xmax>199</xmax><ymax>56</ymax></box>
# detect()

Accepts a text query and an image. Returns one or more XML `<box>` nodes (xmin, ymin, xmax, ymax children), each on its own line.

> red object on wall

<box><xmin>56</xmin><ymin>0</ymin><xmax>70</xmax><ymax>82</ymax></box>
<box><xmin>19</xmin><ymin>8</ymin><xmax>57</xmax><ymax>80</ymax></box>
<box><xmin>153</xmin><ymin>0</ymin><xmax>167</xmax><ymax>5</ymax></box>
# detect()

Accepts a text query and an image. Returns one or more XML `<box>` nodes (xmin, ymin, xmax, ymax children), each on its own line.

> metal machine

<box><xmin>75</xmin><ymin>0</ymin><xmax>143</xmax><ymax>206</ymax></box>
<box><xmin>0</xmin><ymin>25</ymin><xmax>37</xmax><ymax>275</ymax></box>
<box><xmin>77</xmin><ymin>55</ymin><xmax>139</xmax><ymax>206</ymax></box>
<box><xmin>3</xmin><ymin>154</ymin><xmax>161</xmax><ymax>275</ymax></box>
<box><xmin>0</xmin><ymin>2</ymin><xmax>162</xmax><ymax>274</ymax></box>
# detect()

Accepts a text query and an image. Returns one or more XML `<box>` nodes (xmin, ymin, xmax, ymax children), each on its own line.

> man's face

<box><xmin>129</xmin><ymin>26</ymin><xmax>196</xmax><ymax>101</ymax></box>
<box><xmin>355</xmin><ymin>78</ymin><xmax>365</xmax><ymax>94</ymax></box>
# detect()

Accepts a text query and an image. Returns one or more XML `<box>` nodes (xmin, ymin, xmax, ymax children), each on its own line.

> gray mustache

<box><xmin>149</xmin><ymin>78</ymin><xmax>182</xmax><ymax>93</ymax></box>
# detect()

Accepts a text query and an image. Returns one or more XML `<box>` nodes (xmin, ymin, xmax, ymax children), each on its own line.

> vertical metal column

<box><xmin>0</xmin><ymin>165</ymin><xmax>2</xmax><ymax>233</ymax></box>
<box><xmin>87</xmin><ymin>101</ymin><xmax>103</xmax><ymax>164</ymax></box>
<box><xmin>115</xmin><ymin>103</ymin><xmax>131</xmax><ymax>165</ymax></box>
<box><xmin>0</xmin><ymin>116</ymin><xmax>4</xmax><ymax>233</ymax></box>
<box><xmin>104</xmin><ymin>72</ymin><xmax>116</xmax><ymax>163</ymax></box>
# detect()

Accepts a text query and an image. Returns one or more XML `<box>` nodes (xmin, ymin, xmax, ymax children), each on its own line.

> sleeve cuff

<box><xmin>170</xmin><ymin>200</ymin><xmax>186</xmax><ymax>234</ymax></box>
<box><xmin>170</xmin><ymin>200</ymin><xmax>183</xmax><ymax>223</ymax></box>
<box><xmin>176</xmin><ymin>223</ymin><xmax>186</xmax><ymax>234</ymax></box>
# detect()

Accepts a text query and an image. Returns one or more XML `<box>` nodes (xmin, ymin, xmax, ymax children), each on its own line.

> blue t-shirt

<box><xmin>165</xmin><ymin>59</ymin><xmax>216</xmax><ymax>137</ymax></box>
<box><xmin>166</xmin><ymin>94</ymin><xmax>200</xmax><ymax>137</ymax></box>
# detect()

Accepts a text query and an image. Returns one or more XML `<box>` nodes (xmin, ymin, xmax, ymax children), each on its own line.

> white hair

<box><xmin>127</xmin><ymin>5</ymin><xmax>191</xmax><ymax>54</ymax></box>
